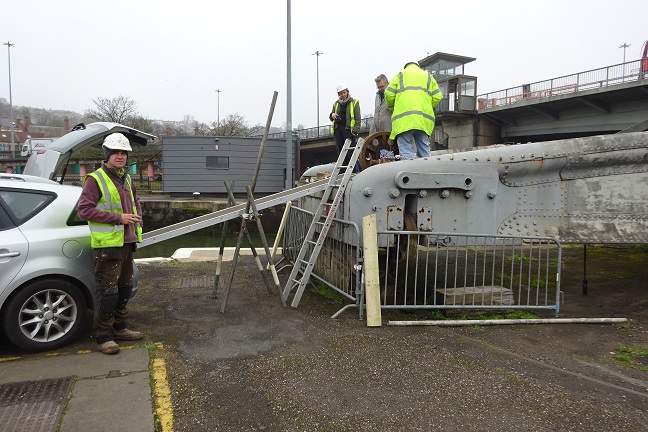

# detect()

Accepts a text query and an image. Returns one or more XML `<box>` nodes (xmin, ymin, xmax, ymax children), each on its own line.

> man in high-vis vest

<box><xmin>329</xmin><ymin>83</ymin><xmax>361</xmax><ymax>168</ymax></box>
<box><xmin>385</xmin><ymin>61</ymin><xmax>442</xmax><ymax>159</ymax></box>
<box><xmin>78</xmin><ymin>132</ymin><xmax>144</xmax><ymax>355</ymax></box>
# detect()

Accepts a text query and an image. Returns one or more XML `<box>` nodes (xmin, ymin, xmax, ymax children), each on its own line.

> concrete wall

<box><xmin>476</xmin><ymin>117</ymin><xmax>502</xmax><ymax>147</ymax></box>
<box><xmin>440</xmin><ymin>116</ymin><xmax>477</xmax><ymax>150</ymax></box>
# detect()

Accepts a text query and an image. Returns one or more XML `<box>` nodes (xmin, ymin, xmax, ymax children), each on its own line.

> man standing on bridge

<box><xmin>385</xmin><ymin>61</ymin><xmax>442</xmax><ymax>159</ymax></box>
<box><xmin>369</xmin><ymin>74</ymin><xmax>392</xmax><ymax>136</ymax></box>
<box><xmin>329</xmin><ymin>83</ymin><xmax>361</xmax><ymax>168</ymax></box>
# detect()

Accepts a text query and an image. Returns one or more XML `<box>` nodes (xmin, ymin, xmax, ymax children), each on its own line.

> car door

<box><xmin>24</xmin><ymin>122</ymin><xmax>155</xmax><ymax>180</ymax></box>
<box><xmin>0</xmin><ymin>203</ymin><xmax>28</xmax><ymax>298</ymax></box>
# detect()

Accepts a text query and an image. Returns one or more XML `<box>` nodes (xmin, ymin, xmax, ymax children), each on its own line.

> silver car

<box><xmin>1</xmin><ymin>122</ymin><xmax>155</xmax><ymax>352</ymax></box>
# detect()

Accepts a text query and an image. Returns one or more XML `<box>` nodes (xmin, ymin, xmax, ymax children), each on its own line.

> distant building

<box><xmin>0</xmin><ymin>116</ymin><xmax>46</xmax><ymax>154</ymax></box>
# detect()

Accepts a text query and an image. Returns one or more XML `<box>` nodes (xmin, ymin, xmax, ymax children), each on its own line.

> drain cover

<box><xmin>0</xmin><ymin>376</ymin><xmax>73</xmax><ymax>432</ymax></box>
<box><xmin>180</xmin><ymin>276</ymin><xmax>216</xmax><ymax>288</ymax></box>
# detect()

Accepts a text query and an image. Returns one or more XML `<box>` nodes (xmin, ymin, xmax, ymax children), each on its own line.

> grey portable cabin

<box><xmin>162</xmin><ymin>135</ymin><xmax>297</xmax><ymax>196</ymax></box>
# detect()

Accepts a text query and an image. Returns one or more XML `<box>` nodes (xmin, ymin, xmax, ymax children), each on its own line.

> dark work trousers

<box><xmin>333</xmin><ymin>127</ymin><xmax>357</xmax><ymax>171</ymax></box>
<box><xmin>93</xmin><ymin>244</ymin><xmax>135</xmax><ymax>344</ymax></box>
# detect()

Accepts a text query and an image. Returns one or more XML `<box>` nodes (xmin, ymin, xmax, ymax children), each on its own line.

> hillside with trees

<box><xmin>2</xmin><ymin>95</ymin><xmax>290</xmax><ymax>176</ymax></box>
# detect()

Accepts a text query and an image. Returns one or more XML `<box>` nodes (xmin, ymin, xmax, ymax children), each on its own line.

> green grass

<box><xmin>144</xmin><ymin>342</ymin><xmax>158</xmax><ymax>353</ymax></box>
<box><xmin>428</xmin><ymin>309</ymin><xmax>540</xmax><ymax>321</ymax></box>
<box><xmin>613</xmin><ymin>345</ymin><xmax>648</xmax><ymax>371</ymax></box>
<box><xmin>313</xmin><ymin>282</ymin><xmax>346</xmax><ymax>304</ymax></box>
<box><xmin>509</xmin><ymin>252</ymin><xmax>532</xmax><ymax>263</ymax></box>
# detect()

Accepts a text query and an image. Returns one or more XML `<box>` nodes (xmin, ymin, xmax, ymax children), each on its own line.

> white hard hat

<box><xmin>102</xmin><ymin>132</ymin><xmax>132</xmax><ymax>151</ymax></box>
<box><xmin>336</xmin><ymin>83</ymin><xmax>348</xmax><ymax>93</ymax></box>
<box><xmin>404</xmin><ymin>61</ymin><xmax>420</xmax><ymax>68</ymax></box>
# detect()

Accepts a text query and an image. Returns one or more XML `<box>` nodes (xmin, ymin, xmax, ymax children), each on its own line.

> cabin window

<box><xmin>206</xmin><ymin>156</ymin><xmax>229</xmax><ymax>169</ymax></box>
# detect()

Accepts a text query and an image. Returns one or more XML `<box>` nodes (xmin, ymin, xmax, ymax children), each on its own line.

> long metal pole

<box><xmin>619</xmin><ymin>43</ymin><xmax>631</xmax><ymax>82</ymax></box>
<box><xmin>316</xmin><ymin>52</ymin><xmax>319</xmax><ymax>135</ymax></box>
<box><xmin>215</xmin><ymin>89</ymin><xmax>221</xmax><ymax>129</ymax></box>
<box><xmin>312</xmin><ymin>51</ymin><xmax>323</xmax><ymax>136</ymax></box>
<box><xmin>285</xmin><ymin>0</ymin><xmax>293</xmax><ymax>190</ymax></box>
<box><xmin>4</xmin><ymin>41</ymin><xmax>15</xmax><ymax>159</ymax></box>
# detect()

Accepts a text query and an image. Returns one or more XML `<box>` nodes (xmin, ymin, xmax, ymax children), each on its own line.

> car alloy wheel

<box><xmin>3</xmin><ymin>279</ymin><xmax>87</xmax><ymax>352</ymax></box>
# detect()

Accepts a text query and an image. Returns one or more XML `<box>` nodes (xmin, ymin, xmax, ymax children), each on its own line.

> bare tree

<box><xmin>84</xmin><ymin>95</ymin><xmax>139</xmax><ymax>124</ymax></box>
<box><xmin>211</xmin><ymin>113</ymin><xmax>262</xmax><ymax>136</ymax></box>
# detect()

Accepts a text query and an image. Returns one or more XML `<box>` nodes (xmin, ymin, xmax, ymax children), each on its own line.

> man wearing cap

<box><xmin>329</xmin><ymin>84</ymin><xmax>361</xmax><ymax>163</ymax></box>
<box><xmin>385</xmin><ymin>61</ymin><xmax>442</xmax><ymax>159</ymax></box>
<box><xmin>78</xmin><ymin>132</ymin><xmax>144</xmax><ymax>355</ymax></box>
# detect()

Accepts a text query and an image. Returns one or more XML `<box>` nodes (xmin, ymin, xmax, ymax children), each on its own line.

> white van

<box><xmin>21</xmin><ymin>137</ymin><xmax>57</xmax><ymax>157</ymax></box>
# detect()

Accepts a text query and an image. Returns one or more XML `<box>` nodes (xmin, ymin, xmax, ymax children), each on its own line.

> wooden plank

<box><xmin>362</xmin><ymin>214</ymin><xmax>382</xmax><ymax>327</ymax></box>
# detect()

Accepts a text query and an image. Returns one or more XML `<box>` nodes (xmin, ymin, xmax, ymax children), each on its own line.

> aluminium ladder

<box><xmin>282</xmin><ymin>137</ymin><xmax>364</xmax><ymax>308</ymax></box>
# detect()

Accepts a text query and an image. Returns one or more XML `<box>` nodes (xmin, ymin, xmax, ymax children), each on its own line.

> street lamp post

<box><xmin>286</xmin><ymin>0</ymin><xmax>293</xmax><ymax>190</ymax></box>
<box><xmin>619</xmin><ymin>42</ymin><xmax>631</xmax><ymax>82</ymax></box>
<box><xmin>3</xmin><ymin>41</ymin><xmax>15</xmax><ymax>159</ymax></box>
<box><xmin>312</xmin><ymin>50</ymin><xmax>323</xmax><ymax>136</ymax></box>
<box><xmin>215</xmin><ymin>89</ymin><xmax>221</xmax><ymax>129</ymax></box>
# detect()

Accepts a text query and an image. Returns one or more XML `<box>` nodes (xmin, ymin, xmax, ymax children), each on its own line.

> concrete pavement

<box><xmin>0</xmin><ymin>346</ymin><xmax>157</xmax><ymax>432</ymax></box>
<box><xmin>0</xmin><ymin>247</ymin><xmax>270</xmax><ymax>432</ymax></box>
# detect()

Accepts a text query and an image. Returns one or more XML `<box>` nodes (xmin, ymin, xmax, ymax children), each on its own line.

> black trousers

<box><xmin>334</xmin><ymin>128</ymin><xmax>357</xmax><ymax>169</ymax></box>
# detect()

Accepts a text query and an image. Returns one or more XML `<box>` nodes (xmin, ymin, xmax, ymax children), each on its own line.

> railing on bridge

<box><xmin>257</xmin><ymin>117</ymin><xmax>373</xmax><ymax>141</ymax></box>
<box><xmin>257</xmin><ymin>117</ymin><xmax>449</xmax><ymax>149</ymax></box>
<box><xmin>477</xmin><ymin>59</ymin><xmax>643</xmax><ymax>109</ymax></box>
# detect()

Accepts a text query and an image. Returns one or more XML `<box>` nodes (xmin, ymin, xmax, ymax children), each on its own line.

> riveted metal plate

<box><xmin>0</xmin><ymin>376</ymin><xmax>73</xmax><ymax>432</ymax></box>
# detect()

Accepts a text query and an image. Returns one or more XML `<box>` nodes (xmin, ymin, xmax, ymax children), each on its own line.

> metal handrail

<box><xmin>477</xmin><ymin>59</ymin><xmax>643</xmax><ymax>109</ymax></box>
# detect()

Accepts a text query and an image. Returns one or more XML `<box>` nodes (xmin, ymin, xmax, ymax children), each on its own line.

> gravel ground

<box><xmin>3</xmin><ymin>245</ymin><xmax>647</xmax><ymax>431</ymax></box>
<box><xmin>132</xmin><ymin>244</ymin><xmax>648</xmax><ymax>431</ymax></box>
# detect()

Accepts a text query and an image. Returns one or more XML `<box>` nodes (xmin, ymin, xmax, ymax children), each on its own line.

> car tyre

<box><xmin>2</xmin><ymin>279</ymin><xmax>87</xmax><ymax>352</ymax></box>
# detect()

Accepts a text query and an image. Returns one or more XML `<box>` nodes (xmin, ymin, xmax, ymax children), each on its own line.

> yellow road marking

<box><xmin>151</xmin><ymin>343</ymin><xmax>174</xmax><ymax>431</ymax></box>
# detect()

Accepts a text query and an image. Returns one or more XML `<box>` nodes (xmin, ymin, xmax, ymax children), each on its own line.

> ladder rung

<box><xmin>283</xmin><ymin>137</ymin><xmax>364</xmax><ymax>309</ymax></box>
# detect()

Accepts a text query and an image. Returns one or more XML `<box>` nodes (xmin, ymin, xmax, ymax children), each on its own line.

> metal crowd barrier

<box><xmin>281</xmin><ymin>206</ymin><xmax>362</xmax><ymax>318</ymax></box>
<box><xmin>374</xmin><ymin>231</ymin><xmax>562</xmax><ymax>316</ymax></box>
<box><xmin>282</xmin><ymin>207</ymin><xmax>562</xmax><ymax>318</ymax></box>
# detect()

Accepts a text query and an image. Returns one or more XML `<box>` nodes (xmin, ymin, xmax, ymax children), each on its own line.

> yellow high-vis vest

<box><xmin>85</xmin><ymin>168</ymin><xmax>142</xmax><ymax>248</ymax></box>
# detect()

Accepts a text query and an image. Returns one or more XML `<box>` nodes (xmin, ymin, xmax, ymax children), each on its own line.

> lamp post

<box><xmin>619</xmin><ymin>42</ymin><xmax>631</xmax><ymax>82</ymax></box>
<box><xmin>312</xmin><ymin>50</ymin><xmax>323</xmax><ymax>136</ymax></box>
<box><xmin>215</xmin><ymin>89</ymin><xmax>221</xmax><ymax>129</ymax></box>
<box><xmin>3</xmin><ymin>41</ymin><xmax>15</xmax><ymax>159</ymax></box>
<box><xmin>286</xmin><ymin>0</ymin><xmax>293</xmax><ymax>190</ymax></box>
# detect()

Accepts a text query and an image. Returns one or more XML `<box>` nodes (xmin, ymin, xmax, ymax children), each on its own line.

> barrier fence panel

<box><xmin>375</xmin><ymin>231</ymin><xmax>562</xmax><ymax>316</ymax></box>
<box><xmin>282</xmin><ymin>206</ymin><xmax>362</xmax><ymax>317</ymax></box>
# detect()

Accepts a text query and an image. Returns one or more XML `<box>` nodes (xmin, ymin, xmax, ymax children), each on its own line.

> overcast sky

<box><xmin>1</xmin><ymin>0</ymin><xmax>647</xmax><ymax>131</ymax></box>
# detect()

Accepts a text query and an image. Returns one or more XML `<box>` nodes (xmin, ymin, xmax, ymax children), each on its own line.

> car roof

<box><xmin>0</xmin><ymin>173</ymin><xmax>61</xmax><ymax>185</ymax></box>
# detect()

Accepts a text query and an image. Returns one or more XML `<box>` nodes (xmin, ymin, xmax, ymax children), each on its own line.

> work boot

<box><xmin>97</xmin><ymin>340</ymin><xmax>120</xmax><ymax>355</ymax></box>
<box><xmin>112</xmin><ymin>328</ymin><xmax>144</xmax><ymax>341</ymax></box>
